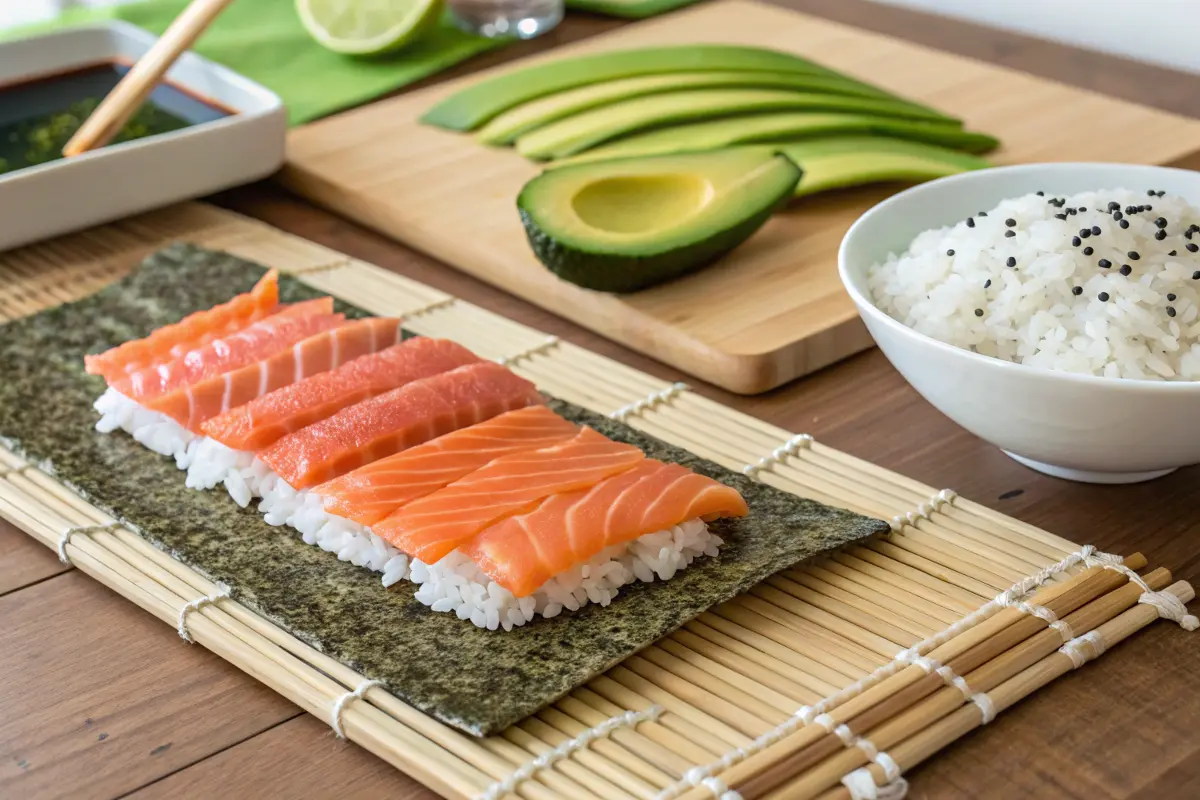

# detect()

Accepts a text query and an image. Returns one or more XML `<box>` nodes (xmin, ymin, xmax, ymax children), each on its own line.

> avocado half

<box><xmin>518</xmin><ymin>150</ymin><xmax>802</xmax><ymax>293</ymax></box>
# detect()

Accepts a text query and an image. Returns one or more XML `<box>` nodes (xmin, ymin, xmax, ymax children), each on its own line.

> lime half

<box><xmin>296</xmin><ymin>0</ymin><xmax>445</xmax><ymax>55</ymax></box>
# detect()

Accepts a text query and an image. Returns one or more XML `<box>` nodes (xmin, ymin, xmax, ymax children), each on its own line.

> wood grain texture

<box><xmin>5</xmin><ymin>1</ymin><xmax>1200</xmax><ymax>798</ymax></box>
<box><xmin>282</xmin><ymin>0</ymin><xmax>1200</xmax><ymax>394</ymax></box>
<box><xmin>0</xmin><ymin>518</ymin><xmax>66</xmax><ymax>596</ymax></box>
<box><xmin>0</xmin><ymin>572</ymin><xmax>300</xmax><ymax>799</ymax></box>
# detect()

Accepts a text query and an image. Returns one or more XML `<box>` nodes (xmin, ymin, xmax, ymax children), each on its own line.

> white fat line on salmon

<box><xmin>887</xmin><ymin>488</ymin><xmax>958</xmax><ymax>533</ymax></box>
<box><xmin>654</xmin><ymin>544</ymin><xmax>1198</xmax><ymax>800</ymax></box>
<box><xmin>741</xmin><ymin>433</ymin><xmax>813</xmax><ymax>480</ymax></box>
<box><xmin>610</xmin><ymin>382</ymin><xmax>689</xmax><ymax>423</ymax></box>
<box><xmin>177</xmin><ymin>586</ymin><xmax>230</xmax><ymax>643</ymax></box>
<box><xmin>495</xmin><ymin>335</ymin><xmax>560</xmax><ymax>367</ymax></box>
<box><xmin>58</xmin><ymin>522</ymin><xmax>122</xmax><ymax>565</ymax></box>
<box><xmin>478</xmin><ymin>705</ymin><xmax>663</xmax><ymax>800</ymax></box>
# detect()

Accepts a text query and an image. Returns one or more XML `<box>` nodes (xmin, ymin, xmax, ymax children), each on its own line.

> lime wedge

<box><xmin>296</xmin><ymin>0</ymin><xmax>445</xmax><ymax>55</ymax></box>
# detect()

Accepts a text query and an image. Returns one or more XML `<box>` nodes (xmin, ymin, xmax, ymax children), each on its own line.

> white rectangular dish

<box><xmin>0</xmin><ymin>22</ymin><xmax>285</xmax><ymax>252</ymax></box>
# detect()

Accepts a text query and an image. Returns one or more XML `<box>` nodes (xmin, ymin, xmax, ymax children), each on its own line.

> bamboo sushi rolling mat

<box><xmin>0</xmin><ymin>202</ymin><xmax>1195</xmax><ymax>800</ymax></box>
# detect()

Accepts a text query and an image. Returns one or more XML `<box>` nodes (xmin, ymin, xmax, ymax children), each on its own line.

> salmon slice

<box><xmin>317</xmin><ymin>406</ymin><xmax>579</xmax><ymax>527</ymax></box>
<box><xmin>144</xmin><ymin>317</ymin><xmax>402</xmax><ymax>431</ymax></box>
<box><xmin>86</xmin><ymin>270</ymin><xmax>279</xmax><ymax>381</ymax></box>
<box><xmin>260</xmin><ymin>361</ymin><xmax>543</xmax><ymax>489</ymax></box>
<box><xmin>465</xmin><ymin>460</ymin><xmax>749</xmax><ymax>597</ymax></box>
<box><xmin>200</xmin><ymin>337</ymin><xmax>481</xmax><ymax>451</ymax></box>
<box><xmin>374</xmin><ymin>427</ymin><xmax>645</xmax><ymax>565</ymax></box>
<box><xmin>111</xmin><ymin>298</ymin><xmax>339</xmax><ymax>402</ymax></box>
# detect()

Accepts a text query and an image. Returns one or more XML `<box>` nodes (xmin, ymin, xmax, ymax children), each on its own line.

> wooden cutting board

<box><xmin>282</xmin><ymin>0</ymin><xmax>1200</xmax><ymax>394</ymax></box>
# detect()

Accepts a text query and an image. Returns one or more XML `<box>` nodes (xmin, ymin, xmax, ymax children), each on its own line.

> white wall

<box><xmin>873</xmin><ymin>0</ymin><xmax>1200</xmax><ymax>75</ymax></box>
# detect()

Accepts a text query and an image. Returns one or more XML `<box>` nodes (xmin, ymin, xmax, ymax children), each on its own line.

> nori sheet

<box><xmin>0</xmin><ymin>243</ymin><xmax>888</xmax><ymax>735</ymax></box>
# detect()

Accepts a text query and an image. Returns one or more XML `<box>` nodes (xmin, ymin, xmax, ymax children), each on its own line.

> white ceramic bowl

<box><xmin>0</xmin><ymin>22</ymin><xmax>285</xmax><ymax>251</ymax></box>
<box><xmin>839</xmin><ymin>162</ymin><xmax>1200</xmax><ymax>484</ymax></box>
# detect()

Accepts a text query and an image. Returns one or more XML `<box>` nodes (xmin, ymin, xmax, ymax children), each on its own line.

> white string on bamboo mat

<box><xmin>496</xmin><ymin>335</ymin><xmax>560</xmax><ymax>367</ymax></box>
<box><xmin>653</xmin><ymin>543</ymin><xmax>1158</xmax><ymax>800</ymax></box>
<box><xmin>477</xmin><ymin>705</ymin><xmax>663</xmax><ymax>800</ymax></box>
<box><xmin>404</xmin><ymin>297</ymin><xmax>455</xmax><ymax>318</ymax></box>
<box><xmin>742</xmin><ymin>434</ymin><xmax>813</xmax><ymax>480</ymax></box>
<box><xmin>888</xmin><ymin>489</ymin><xmax>957</xmax><ymax>533</ymax></box>
<box><xmin>610</xmin><ymin>383</ymin><xmax>689</xmax><ymax>422</ymax></box>
<box><xmin>177</xmin><ymin>587</ymin><xmax>230</xmax><ymax>643</ymax></box>
<box><xmin>330</xmin><ymin>679</ymin><xmax>382</xmax><ymax>739</ymax></box>
<box><xmin>57</xmin><ymin>522</ymin><xmax>121</xmax><ymax>565</ymax></box>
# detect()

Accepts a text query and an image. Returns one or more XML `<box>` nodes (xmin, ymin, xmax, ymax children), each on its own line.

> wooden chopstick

<box><xmin>673</xmin><ymin>554</ymin><xmax>1148</xmax><ymax>800</ymax></box>
<box><xmin>62</xmin><ymin>0</ymin><xmax>236</xmax><ymax>157</ymax></box>
<box><xmin>808</xmin><ymin>579</ymin><xmax>1196</xmax><ymax>800</ymax></box>
<box><xmin>752</xmin><ymin>567</ymin><xmax>1175</xmax><ymax>800</ymax></box>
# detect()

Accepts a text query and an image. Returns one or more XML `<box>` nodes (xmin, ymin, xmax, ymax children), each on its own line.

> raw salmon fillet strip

<box><xmin>146</xmin><ymin>317</ymin><xmax>402</xmax><ymax>431</ymax></box>
<box><xmin>374</xmin><ymin>427</ymin><xmax>645</xmax><ymax>565</ymax></box>
<box><xmin>85</xmin><ymin>269</ymin><xmax>279</xmax><ymax>381</ymax></box>
<box><xmin>260</xmin><ymin>361</ymin><xmax>542</xmax><ymax>489</ymax></box>
<box><xmin>111</xmin><ymin>297</ymin><xmax>339</xmax><ymax>402</ymax></box>
<box><xmin>317</xmin><ymin>405</ymin><xmax>579</xmax><ymax>526</ymax></box>
<box><xmin>201</xmin><ymin>337</ymin><xmax>481</xmax><ymax>451</ymax></box>
<box><xmin>465</xmin><ymin>459</ymin><xmax>749</xmax><ymax>597</ymax></box>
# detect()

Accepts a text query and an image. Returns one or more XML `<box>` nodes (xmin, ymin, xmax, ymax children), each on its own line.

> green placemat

<box><xmin>566</xmin><ymin>0</ymin><xmax>701</xmax><ymax>19</ymax></box>
<box><xmin>3</xmin><ymin>0</ymin><xmax>505</xmax><ymax>125</ymax></box>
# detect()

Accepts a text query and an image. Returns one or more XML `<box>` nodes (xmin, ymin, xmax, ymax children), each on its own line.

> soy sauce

<box><xmin>0</xmin><ymin>62</ymin><xmax>231</xmax><ymax>175</ymax></box>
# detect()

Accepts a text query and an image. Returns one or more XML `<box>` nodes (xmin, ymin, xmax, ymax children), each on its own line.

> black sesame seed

<box><xmin>1071</xmin><ymin>236</ymin><xmax>1081</xmax><ymax>246</ymax></box>
<box><xmin>974</xmin><ymin>308</ymin><xmax>984</xmax><ymax>317</ymax></box>
<box><xmin>1006</xmin><ymin>256</ymin><xmax>1016</xmax><ymax>267</ymax></box>
<box><xmin>1167</xmin><ymin>306</ymin><xmax>1177</xmax><ymax>318</ymax></box>
<box><xmin>1119</xmin><ymin>219</ymin><xmax>1130</xmax><ymax>229</ymax></box>
<box><xmin>1091</xmin><ymin>225</ymin><xmax>1102</xmax><ymax>236</ymax></box>
<box><xmin>1147</xmin><ymin>189</ymin><xmax>1156</xmax><ymax>196</ymax></box>
<box><xmin>1054</xmin><ymin>213</ymin><xmax>1068</xmax><ymax>221</ymax></box>
<box><xmin>1083</xmin><ymin>246</ymin><xmax>1094</xmax><ymax>256</ymax></box>
<box><xmin>978</xmin><ymin>211</ymin><xmax>988</xmax><ymax>217</ymax></box>
<box><xmin>1146</xmin><ymin>204</ymin><xmax>1153</xmax><ymax>211</ymax></box>
<box><xmin>966</xmin><ymin>217</ymin><xmax>976</xmax><ymax>228</ymax></box>
<box><xmin>1079</xmin><ymin>228</ymin><xmax>1091</xmax><ymax>239</ymax></box>
<box><xmin>1067</xmin><ymin>208</ymin><xmax>1077</xmax><ymax>215</ymax></box>
<box><xmin>1071</xmin><ymin>286</ymin><xmax>1083</xmax><ymax>296</ymax></box>
<box><xmin>1128</xmin><ymin>251</ymin><xmax>1140</xmax><ymax>260</ymax></box>
<box><xmin>1005</xmin><ymin>218</ymin><xmax>1016</xmax><ymax>227</ymax></box>
<box><xmin>1098</xmin><ymin>258</ymin><xmax>1112</xmax><ymax>269</ymax></box>
<box><xmin>1169</xmin><ymin>250</ymin><xmax>1178</xmax><ymax>256</ymax></box>
<box><xmin>1108</xmin><ymin>202</ymin><xmax>1120</xmax><ymax>211</ymax></box>
<box><xmin>1098</xmin><ymin>292</ymin><xmax>1110</xmax><ymax>302</ymax></box>
<box><xmin>1005</xmin><ymin>230</ymin><xmax>1016</xmax><ymax>238</ymax></box>
<box><xmin>1125</xmin><ymin>205</ymin><xmax>1137</xmax><ymax>214</ymax></box>
<box><xmin>1120</xmin><ymin>265</ymin><xmax>1132</xmax><ymax>276</ymax></box>
<box><xmin>1189</xmin><ymin>243</ymin><xmax>1200</xmax><ymax>253</ymax></box>
<box><xmin>1036</xmin><ymin>191</ymin><xmax>1045</xmax><ymax>196</ymax></box>
<box><xmin>1167</xmin><ymin>293</ymin><xmax>1177</xmax><ymax>301</ymax></box>
<box><xmin>1155</xmin><ymin>217</ymin><xmax>1168</xmax><ymax>228</ymax></box>
<box><xmin>984</xmin><ymin>279</ymin><xmax>992</xmax><ymax>288</ymax></box>
<box><xmin>946</xmin><ymin>249</ymin><xmax>955</xmax><ymax>256</ymax></box>
<box><xmin>1156</xmin><ymin>230</ymin><xmax>1168</xmax><ymax>240</ymax></box>
<box><xmin>1187</xmin><ymin>230</ymin><xmax>1194</xmax><ymax>240</ymax></box>
<box><xmin>1112</xmin><ymin>211</ymin><xmax>1123</xmax><ymax>220</ymax></box>
<box><xmin>1194</xmin><ymin>271</ymin><xmax>1200</xmax><ymax>280</ymax></box>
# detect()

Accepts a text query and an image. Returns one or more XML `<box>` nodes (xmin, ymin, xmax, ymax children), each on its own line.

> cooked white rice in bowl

<box><xmin>868</xmin><ymin>188</ymin><xmax>1200</xmax><ymax>380</ymax></box>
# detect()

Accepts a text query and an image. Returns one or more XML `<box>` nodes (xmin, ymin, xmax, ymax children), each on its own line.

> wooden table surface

<box><xmin>3</xmin><ymin>2</ymin><xmax>1199</xmax><ymax>798</ymax></box>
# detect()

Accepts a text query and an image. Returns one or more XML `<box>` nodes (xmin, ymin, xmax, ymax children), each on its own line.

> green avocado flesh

<box><xmin>476</xmin><ymin>72</ymin><xmax>900</xmax><ymax>145</ymax></box>
<box><xmin>518</xmin><ymin>150</ymin><xmax>802</xmax><ymax>293</ymax></box>
<box><xmin>551</xmin><ymin>112</ymin><xmax>999</xmax><ymax>167</ymax></box>
<box><xmin>515</xmin><ymin>89</ymin><xmax>958</xmax><ymax>161</ymax></box>
<box><xmin>422</xmin><ymin>45</ymin><xmax>862</xmax><ymax>131</ymax></box>
<box><xmin>764</xmin><ymin>137</ymin><xmax>990</xmax><ymax>197</ymax></box>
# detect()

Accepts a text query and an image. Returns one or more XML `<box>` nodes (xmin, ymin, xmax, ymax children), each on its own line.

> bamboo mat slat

<box><xmin>0</xmin><ymin>202</ymin><xmax>1186</xmax><ymax>800</ymax></box>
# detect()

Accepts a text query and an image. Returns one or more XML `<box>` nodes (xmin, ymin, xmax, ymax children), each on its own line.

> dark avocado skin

<box><xmin>518</xmin><ymin>158</ymin><xmax>802</xmax><ymax>293</ymax></box>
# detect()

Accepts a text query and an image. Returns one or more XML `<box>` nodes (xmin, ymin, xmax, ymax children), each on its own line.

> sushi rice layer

<box><xmin>97</xmin><ymin>388</ymin><xmax>725</xmax><ymax>632</ymax></box>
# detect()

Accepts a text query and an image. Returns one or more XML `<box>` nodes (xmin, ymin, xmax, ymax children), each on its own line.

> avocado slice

<box><xmin>518</xmin><ymin>150</ymin><xmax>802</xmax><ymax>293</ymax></box>
<box><xmin>477</xmin><ymin>72</ymin><xmax>903</xmax><ymax>145</ymax></box>
<box><xmin>515</xmin><ymin>89</ymin><xmax>960</xmax><ymax>161</ymax></box>
<box><xmin>551</xmin><ymin>113</ymin><xmax>999</xmax><ymax>167</ymax></box>
<box><xmin>764</xmin><ymin>137</ymin><xmax>991</xmax><ymax>197</ymax></box>
<box><xmin>422</xmin><ymin>45</ymin><xmax>874</xmax><ymax>131</ymax></box>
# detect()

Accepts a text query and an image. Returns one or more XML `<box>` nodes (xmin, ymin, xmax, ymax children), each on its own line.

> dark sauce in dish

<box><xmin>0</xmin><ymin>62</ymin><xmax>231</xmax><ymax>175</ymax></box>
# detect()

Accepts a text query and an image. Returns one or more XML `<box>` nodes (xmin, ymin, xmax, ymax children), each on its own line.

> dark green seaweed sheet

<box><xmin>0</xmin><ymin>244</ymin><xmax>889</xmax><ymax>736</ymax></box>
